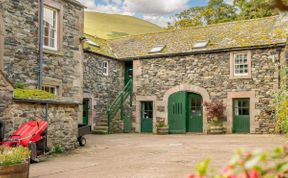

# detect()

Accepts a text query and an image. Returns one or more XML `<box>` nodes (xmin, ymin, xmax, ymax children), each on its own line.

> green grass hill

<box><xmin>84</xmin><ymin>12</ymin><xmax>163</xmax><ymax>39</ymax></box>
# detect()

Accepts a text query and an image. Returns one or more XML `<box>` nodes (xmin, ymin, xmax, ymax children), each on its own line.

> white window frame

<box><xmin>230</xmin><ymin>51</ymin><xmax>252</xmax><ymax>79</ymax></box>
<box><xmin>43</xmin><ymin>6</ymin><xmax>58</xmax><ymax>51</ymax></box>
<box><xmin>102</xmin><ymin>61</ymin><xmax>109</xmax><ymax>76</ymax></box>
<box><xmin>233</xmin><ymin>53</ymin><xmax>249</xmax><ymax>76</ymax></box>
<box><xmin>42</xmin><ymin>85</ymin><xmax>59</xmax><ymax>96</ymax></box>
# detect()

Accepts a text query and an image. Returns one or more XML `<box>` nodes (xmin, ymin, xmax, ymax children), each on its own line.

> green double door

<box><xmin>168</xmin><ymin>92</ymin><xmax>203</xmax><ymax>134</ymax></box>
<box><xmin>233</xmin><ymin>99</ymin><xmax>250</xmax><ymax>133</ymax></box>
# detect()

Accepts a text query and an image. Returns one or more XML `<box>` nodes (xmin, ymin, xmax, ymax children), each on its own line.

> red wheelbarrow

<box><xmin>0</xmin><ymin>120</ymin><xmax>48</xmax><ymax>162</ymax></box>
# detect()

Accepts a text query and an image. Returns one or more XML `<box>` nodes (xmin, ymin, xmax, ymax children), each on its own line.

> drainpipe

<box><xmin>38</xmin><ymin>0</ymin><xmax>44</xmax><ymax>89</ymax></box>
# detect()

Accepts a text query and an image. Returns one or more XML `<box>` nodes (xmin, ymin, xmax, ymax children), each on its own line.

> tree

<box><xmin>234</xmin><ymin>0</ymin><xmax>278</xmax><ymax>20</ymax></box>
<box><xmin>274</xmin><ymin>0</ymin><xmax>288</xmax><ymax>10</ymax></box>
<box><xmin>169</xmin><ymin>0</ymin><xmax>286</xmax><ymax>29</ymax></box>
<box><xmin>173</xmin><ymin>0</ymin><xmax>236</xmax><ymax>28</ymax></box>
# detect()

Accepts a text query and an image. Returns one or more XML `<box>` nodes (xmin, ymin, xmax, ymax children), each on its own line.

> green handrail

<box><xmin>107</xmin><ymin>79</ymin><xmax>132</xmax><ymax>133</ymax></box>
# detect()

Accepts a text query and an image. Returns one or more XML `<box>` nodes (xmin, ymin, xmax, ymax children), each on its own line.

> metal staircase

<box><xmin>107</xmin><ymin>79</ymin><xmax>133</xmax><ymax>133</ymax></box>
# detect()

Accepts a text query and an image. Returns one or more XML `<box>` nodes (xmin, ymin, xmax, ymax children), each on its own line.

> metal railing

<box><xmin>107</xmin><ymin>79</ymin><xmax>132</xmax><ymax>133</ymax></box>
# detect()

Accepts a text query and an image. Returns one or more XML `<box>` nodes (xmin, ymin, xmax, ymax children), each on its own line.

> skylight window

<box><xmin>86</xmin><ymin>39</ymin><xmax>100</xmax><ymax>48</ymax></box>
<box><xmin>192</xmin><ymin>40</ymin><xmax>209</xmax><ymax>49</ymax></box>
<box><xmin>149</xmin><ymin>45</ymin><xmax>166</xmax><ymax>54</ymax></box>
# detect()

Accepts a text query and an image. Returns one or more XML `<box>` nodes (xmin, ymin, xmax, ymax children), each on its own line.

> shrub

<box><xmin>273</xmin><ymin>90</ymin><xmax>288</xmax><ymax>134</ymax></box>
<box><xmin>14</xmin><ymin>89</ymin><xmax>57</xmax><ymax>100</ymax></box>
<box><xmin>14</xmin><ymin>82</ymin><xmax>28</xmax><ymax>89</ymax></box>
<box><xmin>188</xmin><ymin>146</ymin><xmax>288</xmax><ymax>178</ymax></box>
<box><xmin>204</xmin><ymin>100</ymin><xmax>226</xmax><ymax>123</ymax></box>
<box><xmin>156</xmin><ymin>121</ymin><xmax>167</xmax><ymax>128</ymax></box>
<box><xmin>53</xmin><ymin>145</ymin><xmax>64</xmax><ymax>154</ymax></box>
<box><xmin>0</xmin><ymin>146</ymin><xmax>30</xmax><ymax>166</ymax></box>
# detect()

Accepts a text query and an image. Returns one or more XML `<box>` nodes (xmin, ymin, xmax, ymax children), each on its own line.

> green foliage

<box><xmin>14</xmin><ymin>82</ymin><xmax>28</xmax><ymax>89</ymax></box>
<box><xmin>0</xmin><ymin>146</ymin><xmax>30</xmax><ymax>166</ymax></box>
<box><xmin>84</xmin><ymin>12</ymin><xmax>162</xmax><ymax>39</ymax></box>
<box><xmin>156</xmin><ymin>121</ymin><xmax>168</xmax><ymax>128</ymax></box>
<box><xmin>53</xmin><ymin>145</ymin><xmax>64</xmax><ymax>154</ymax></box>
<box><xmin>273</xmin><ymin>90</ymin><xmax>288</xmax><ymax>134</ymax></box>
<box><xmin>234</xmin><ymin>0</ymin><xmax>277</xmax><ymax>20</ymax></box>
<box><xmin>14</xmin><ymin>89</ymin><xmax>57</xmax><ymax>100</ymax></box>
<box><xmin>170</xmin><ymin>0</ymin><xmax>279</xmax><ymax>29</ymax></box>
<box><xmin>188</xmin><ymin>146</ymin><xmax>288</xmax><ymax>178</ymax></box>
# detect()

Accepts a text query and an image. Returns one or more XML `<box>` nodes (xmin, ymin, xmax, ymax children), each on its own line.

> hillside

<box><xmin>84</xmin><ymin>12</ymin><xmax>163</xmax><ymax>39</ymax></box>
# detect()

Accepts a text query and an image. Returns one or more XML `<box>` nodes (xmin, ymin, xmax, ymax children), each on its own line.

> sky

<box><xmin>79</xmin><ymin>0</ymin><xmax>232</xmax><ymax>27</ymax></box>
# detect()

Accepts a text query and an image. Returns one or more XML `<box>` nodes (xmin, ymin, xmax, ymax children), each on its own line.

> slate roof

<box><xmin>85</xmin><ymin>15</ymin><xmax>288</xmax><ymax>59</ymax></box>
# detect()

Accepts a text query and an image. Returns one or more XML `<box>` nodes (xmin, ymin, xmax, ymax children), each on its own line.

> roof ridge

<box><xmin>107</xmin><ymin>15</ymin><xmax>280</xmax><ymax>42</ymax></box>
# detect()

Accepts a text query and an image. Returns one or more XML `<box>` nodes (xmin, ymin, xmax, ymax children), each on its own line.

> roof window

<box><xmin>149</xmin><ymin>45</ymin><xmax>166</xmax><ymax>54</ymax></box>
<box><xmin>192</xmin><ymin>40</ymin><xmax>209</xmax><ymax>49</ymax></box>
<box><xmin>86</xmin><ymin>39</ymin><xmax>100</xmax><ymax>48</ymax></box>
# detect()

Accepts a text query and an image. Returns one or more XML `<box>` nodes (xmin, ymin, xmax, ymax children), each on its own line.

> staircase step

<box><xmin>92</xmin><ymin>129</ymin><xmax>108</xmax><ymax>135</ymax></box>
<box><xmin>97</xmin><ymin>122</ymin><xmax>108</xmax><ymax>126</ymax></box>
<box><xmin>92</xmin><ymin>126</ymin><xmax>109</xmax><ymax>135</ymax></box>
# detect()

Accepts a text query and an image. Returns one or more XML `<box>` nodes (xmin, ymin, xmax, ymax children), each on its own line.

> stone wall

<box><xmin>0</xmin><ymin>70</ymin><xmax>13</xmax><ymax>122</ymax></box>
<box><xmin>1</xmin><ymin>0</ymin><xmax>84</xmax><ymax>101</ymax></box>
<box><xmin>133</xmin><ymin>48</ymin><xmax>285</xmax><ymax>134</ymax></box>
<box><xmin>2</xmin><ymin>100</ymin><xmax>79</xmax><ymax>150</ymax></box>
<box><xmin>83</xmin><ymin>52</ymin><xmax>124</xmax><ymax>130</ymax></box>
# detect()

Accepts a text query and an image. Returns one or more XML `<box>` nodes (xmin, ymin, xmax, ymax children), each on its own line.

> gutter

<box><xmin>64</xmin><ymin>0</ymin><xmax>86</xmax><ymax>8</ymax></box>
<box><xmin>13</xmin><ymin>98</ymin><xmax>81</xmax><ymax>105</ymax></box>
<box><xmin>38</xmin><ymin>0</ymin><xmax>44</xmax><ymax>89</ymax></box>
<box><xmin>83</xmin><ymin>48</ymin><xmax>118</xmax><ymax>60</ymax></box>
<box><xmin>118</xmin><ymin>43</ymin><xmax>287</xmax><ymax>61</ymax></box>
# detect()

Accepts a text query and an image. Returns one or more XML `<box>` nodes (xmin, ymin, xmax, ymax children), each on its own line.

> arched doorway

<box><xmin>168</xmin><ymin>91</ymin><xmax>203</xmax><ymax>133</ymax></box>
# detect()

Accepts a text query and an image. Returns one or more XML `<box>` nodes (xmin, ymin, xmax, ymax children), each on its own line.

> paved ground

<box><xmin>30</xmin><ymin>134</ymin><xmax>287</xmax><ymax>178</ymax></box>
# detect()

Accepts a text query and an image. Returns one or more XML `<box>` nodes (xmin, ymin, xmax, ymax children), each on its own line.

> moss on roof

<box><xmin>85</xmin><ymin>15</ymin><xmax>288</xmax><ymax>59</ymax></box>
<box><xmin>83</xmin><ymin>34</ymin><xmax>115</xmax><ymax>58</ymax></box>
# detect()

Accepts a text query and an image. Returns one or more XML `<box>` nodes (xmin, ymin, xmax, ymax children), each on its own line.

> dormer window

<box><xmin>43</xmin><ymin>6</ymin><xmax>58</xmax><ymax>50</ymax></box>
<box><xmin>149</xmin><ymin>45</ymin><xmax>166</xmax><ymax>54</ymax></box>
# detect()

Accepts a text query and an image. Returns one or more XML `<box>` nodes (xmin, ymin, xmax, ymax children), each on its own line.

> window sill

<box><xmin>229</xmin><ymin>76</ymin><xmax>252</xmax><ymax>80</ymax></box>
<box><xmin>44</xmin><ymin>48</ymin><xmax>64</xmax><ymax>56</ymax></box>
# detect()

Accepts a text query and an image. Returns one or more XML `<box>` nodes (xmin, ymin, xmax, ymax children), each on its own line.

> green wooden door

<box><xmin>124</xmin><ymin>62</ymin><xmax>133</xmax><ymax>85</ymax></box>
<box><xmin>233</xmin><ymin>99</ymin><xmax>250</xmax><ymax>133</ymax></box>
<box><xmin>168</xmin><ymin>92</ymin><xmax>187</xmax><ymax>134</ymax></box>
<box><xmin>141</xmin><ymin>102</ymin><xmax>153</xmax><ymax>133</ymax></box>
<box><xmin>82</xmin><ymin>99</ymin><xmax>89</xmax><ymax>125</ymax></box>
<box><xmin>187</xmin><ymin>93</ymin><xmax>203</xmax><ymax>132</ymax></box>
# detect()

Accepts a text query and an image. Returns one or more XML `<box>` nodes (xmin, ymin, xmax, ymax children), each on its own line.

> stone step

<box><xmin>92</xmin><ymin>129</ymin><xmax>108</xmax><ymax>135</ymax></box>
<box><xmin>92</xmin><ymin>126</ymin><xmax>109</xmax><ymax>135</ymax></box>
<box><xmin>97</xmin><ymin>121</ymin><xmax>108</xmax><ymax>126</ymax></box>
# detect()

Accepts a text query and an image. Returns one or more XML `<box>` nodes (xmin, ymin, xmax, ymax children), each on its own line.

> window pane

<box><xmin>43</xmin><ymin>6</ymin><xmax>57</xmax><ymax>49</ymax></box>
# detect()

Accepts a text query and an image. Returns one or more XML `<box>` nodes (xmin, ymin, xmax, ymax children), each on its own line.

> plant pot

<box><xmin>157</xmin><ymin>127</ymin><xmax>169</xmax><ymax>135</ymax></box>
<box><xmin>208</xmin><ymin>124</ymin><xmax>226</xmax><ymax>134</ymax></box>
<box><xmin>0</xmin><ymin>162</ymin><xmax>30</xmax><ymax>178</ymax></box>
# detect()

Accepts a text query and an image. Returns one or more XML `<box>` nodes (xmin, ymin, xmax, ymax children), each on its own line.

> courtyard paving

<box><xmin>30</xmin><ymin>134</ymin><xmax>287</xmax><ymax>178</ymax></box>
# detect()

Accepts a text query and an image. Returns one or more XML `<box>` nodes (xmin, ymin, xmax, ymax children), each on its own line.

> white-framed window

<box><xmin>234</xmin><ymin>53</ymin><xmax>249</xmax><ymax>76</ymax></box>
<box><xmin>43</xmin><ymin>6</ymin><xmax>58</xmax><ymax>50</ymax></box>
<box><xmin>42</xmin><ymin>85</ymin><xmax>59</xmax><ymax>96</ymax></box>
<box><xmin>102</xmin><ymin>61</ymin><xmax>109</xmax><ymax>76</ymax></box>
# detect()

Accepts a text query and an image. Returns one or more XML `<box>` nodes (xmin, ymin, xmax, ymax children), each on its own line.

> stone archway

<box><xmin>163</xmin><ymin>84</ymin><xmax>211</xmax><ymax>133</ymax></box>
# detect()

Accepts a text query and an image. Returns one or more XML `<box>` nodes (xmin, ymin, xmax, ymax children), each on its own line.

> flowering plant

<box><xmin>188</xmin><ymin>146</ymin><xmax>288</xmax><ymax>178</ymax></box>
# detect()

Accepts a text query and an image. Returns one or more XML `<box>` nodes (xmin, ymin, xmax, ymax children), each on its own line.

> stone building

<box><xmin>0</xmin><ymin>0</ymin><xmax>85</xmax><ymax>150</ymax></box>
<box><xmin>84</xmin><ymin>15</ymin><xmax>288</xmax><ymax>134</ymax></box>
